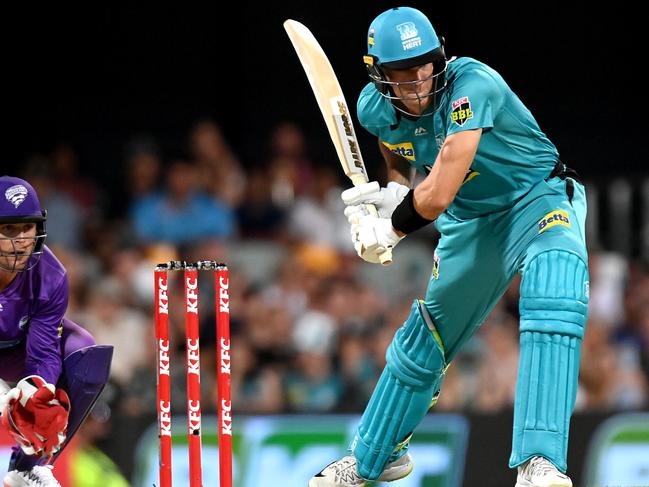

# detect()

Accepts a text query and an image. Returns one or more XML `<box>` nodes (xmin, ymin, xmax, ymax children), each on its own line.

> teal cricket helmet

<box><xmin>364</xmin><ymin>7</ymin><xmax>448</xmax><ymax>116</ymax></box>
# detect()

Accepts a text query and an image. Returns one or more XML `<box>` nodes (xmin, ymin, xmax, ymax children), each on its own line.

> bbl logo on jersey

<box><xmin>538</xmin><ymin>210</ymin><xmax>571</xmax><ymax>233</ymax></box>
<box><xmin>451</xmin><ymin>97</ymin><xmax>474</xmax><ymax>126</ymax></box>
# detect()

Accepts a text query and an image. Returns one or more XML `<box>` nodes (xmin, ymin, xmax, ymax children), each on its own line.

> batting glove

<box><xmin>351</xmin><ymin>215</ymin><xmax>404</xmax><ymax>264</ymax></box>
<box><xmin>342</xmin><ymin>181</ymin><xmax>410</xmax><ymax>222</ymax></box>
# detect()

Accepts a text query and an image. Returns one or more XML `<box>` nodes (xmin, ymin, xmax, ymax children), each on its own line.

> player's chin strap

<box><xmin>0</xmin><ymin>237</ymin><xmax>46</xmax><ymax>272</ymax></box>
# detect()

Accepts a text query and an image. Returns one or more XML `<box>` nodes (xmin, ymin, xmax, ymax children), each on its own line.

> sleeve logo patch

<box><xmin>538</xmin><ymin>210</ymin><xmax>571</xmax><ymax>233</ymax></box>
<box><xmin>451</xmin><ymin>96</ymin><xmax>474</xmax><ymax>126</ymax></box>
<box><xmin>381</xmin><ymin>141</ymin><xmax>416</xmax><ymax>161</ymax></box>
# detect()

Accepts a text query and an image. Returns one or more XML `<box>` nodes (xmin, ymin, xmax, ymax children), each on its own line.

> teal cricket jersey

<box><xmin>357</xmin><ymin>57</ymin><xmax>560</xmax><ymax>219</ymax></box>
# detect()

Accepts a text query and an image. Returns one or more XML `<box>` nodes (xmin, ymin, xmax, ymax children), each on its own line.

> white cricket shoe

<box><xmin>309</xmin><ymin>453</ymin><xmax>413</xmax><ymax>487</ymax></box>
<box><xmin>515</xmin><ymin>456</ymin><xmax>572</xmax><ymax>487</ymax></box>
<box><xmin>3</xmin><ymin>465</ymin><xmax>61</xmax><ymax>487</ymax></box>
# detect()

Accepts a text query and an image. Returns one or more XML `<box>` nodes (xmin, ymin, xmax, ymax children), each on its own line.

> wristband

<box><xmin>391</xmin><ymin>190</ymin><xmax>435</xmax><ymax>234</ymax></box>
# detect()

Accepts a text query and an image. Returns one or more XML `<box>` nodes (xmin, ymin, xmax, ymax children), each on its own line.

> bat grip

<box><xmin>366</xmin><ymin>203</ymin><xmax>393</xmax><ymax>266</ymax></box>
<box><xmin>378</xmin><ymin>248</ymin><xmax>393</xmax><ymax>266</ymax></box>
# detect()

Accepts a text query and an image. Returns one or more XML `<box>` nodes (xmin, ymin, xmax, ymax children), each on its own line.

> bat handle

<box><xmin>378</xmin><ymin>248</ymin><xmax>393</xmax><ymax>266</ymax></box>
<box><xmin>366</xmin><ymin>203</ymin><xmax>393</xmax><ymax>266</ymax></box>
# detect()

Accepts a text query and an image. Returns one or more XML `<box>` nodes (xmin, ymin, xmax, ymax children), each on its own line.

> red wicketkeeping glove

<box><xmin>0</xmin><ymin>375</ymin><xmax>70</xmax><ymax>457</ymax></box>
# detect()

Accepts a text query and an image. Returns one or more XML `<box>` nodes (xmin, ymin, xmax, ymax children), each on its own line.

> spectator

<box><xmin>69</xmin><ymin>385</ymin><xmax>130</xmax><ymax>487</ymax></box>
<box><xmin>189</xmin><ymin>119</ymin><xmax>246</xmax><ymax>207</ymax></box>
<box><xmin>129</xmin><ymin>160</ymin><xmax>235</xmax><ymax>245</ymax></box>
<box><xmin>265</xmin><ymin>122</ymin><xmax>315</xmax><ymax>207</ymax></box>
<box><xmin>50</xmin><ymin>142</ymin><xmax>102</xmax><ymax>216</ymax></box>
<box><xmin>74</xmin><ymin>277</ymin><xmax>148</xmax><ymax>387</ymax></box>
<box><xmin>22</xmin><ymin>156</ymin><xmax>84</xmax><ymax>250</ymax></box>
<box><xmin>287</xmin><ymin>165</ymin><xmax>351</xmax><ymax>252</ymax></box>
<box><xmin>236</xmin><ymin>168</ymin><xmax>287</xmax><ymax>240</ymax></box>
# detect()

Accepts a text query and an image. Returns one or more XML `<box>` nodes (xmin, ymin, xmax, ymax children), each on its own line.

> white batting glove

<box><xmin>351</xmin><ymin>215</ymin><xmax>404</xmax><ymax>264</ymax></box>
<box><xmin>341</xmin><ymin>181</ymin><xmax>410</xmax><ymax>221</ymax></box>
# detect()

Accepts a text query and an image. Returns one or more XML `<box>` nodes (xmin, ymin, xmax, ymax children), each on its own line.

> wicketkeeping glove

<box><xmin>0</xmin><ymin>375</ymin><xmax>70</xmax><ymax>457</ymax></box>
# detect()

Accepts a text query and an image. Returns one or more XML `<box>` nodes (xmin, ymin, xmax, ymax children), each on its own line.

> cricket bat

<box><xmin>283</xmin><ymin>19</ymin><xmax>392</xmax><ymax>265</ymax></box>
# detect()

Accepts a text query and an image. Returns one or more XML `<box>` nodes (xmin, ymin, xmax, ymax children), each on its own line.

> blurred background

<box><xmin>2</xmin><ymin>1</ymin><xmax>647</xmax><ymax>486</ymax></box>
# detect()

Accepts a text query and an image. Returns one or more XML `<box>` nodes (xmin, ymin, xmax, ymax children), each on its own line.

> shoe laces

<box><xmin>25</xmin><ymin>466</ymin><xmax>57</xmax><ymax>486</ymax></box>
<box><xmin>332</xmin><ymin>457</ymin><xmax>363</xmax><ymax>483</ymax></box>
<box><xmin>525</xmin><ymin>457</ymin><xmax>559</xmax><ymax>476</ymax></box>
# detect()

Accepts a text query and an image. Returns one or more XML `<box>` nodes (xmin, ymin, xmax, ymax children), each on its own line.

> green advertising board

<box><xmin>133</xmin><ymin>414</ymin><xmax>468</xmax><ymax>486</ymax></box>
<box><xmin>583</xmin><ymin>412</ymin><xmax>649</xmax><ymax>486</ymax></box>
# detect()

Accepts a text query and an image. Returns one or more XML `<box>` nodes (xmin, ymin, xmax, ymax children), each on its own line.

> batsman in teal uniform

<box><xmin>310</xmin><ymin>6</ymin><xmax>587</xmax><ymax>487</ymax></box>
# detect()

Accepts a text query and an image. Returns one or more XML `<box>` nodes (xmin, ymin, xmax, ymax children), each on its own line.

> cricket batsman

<box><xmin>0</xmin><ymin>175</ymin><xmax>113</xmax><ymax>486</ymax></box>
<box><xmin>310</xmin><ymin>6</ymin><xmax>588</xmax><ymax>487</ymax></box>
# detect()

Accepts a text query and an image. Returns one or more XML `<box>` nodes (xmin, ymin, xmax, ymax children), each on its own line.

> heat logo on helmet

<box><xmin>451</xmin><ymin>97</ymin><xmax>474</xmax><ymax>126</ymax></box>
<box><xmin>382</xmin><ymin>141</ymin><xmax>416</xmax><ymax>161</ymax></box>
<box><xmin>368</xmin><ymin>29</ymin><xmax>375</xmax><ymax>47</ymax></box>
<box><xmin>5</xmin><ymin>185</ymin><xmax>28</xmax><ymax>208</ymax></box>
<box><xmin>396</xmin><ymin>22</ymin><xmax>422</xmax><ymax>50</ymax></box>
<box><xmin>537</xmin><ymin>210</ymin><xmax>571</xmax><ymax>233</ymax></box>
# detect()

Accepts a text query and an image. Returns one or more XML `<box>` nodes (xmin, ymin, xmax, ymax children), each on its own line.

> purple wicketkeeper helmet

<box><xmin>0</xmin><ymin>175</ymin><xmax>47</xmax><ymax>271</ymax></box>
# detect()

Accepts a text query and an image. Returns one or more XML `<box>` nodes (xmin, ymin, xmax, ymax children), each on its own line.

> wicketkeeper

<box><xmin>0</xmin><ymin>175</ymin><xmax>113</xmax><ymax>487</ymax></box>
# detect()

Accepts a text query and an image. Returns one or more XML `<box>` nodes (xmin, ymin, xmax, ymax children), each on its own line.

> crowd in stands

<box><xmin>12</xmin><ymin>118</ymin><xmax>649</xmax><ymax>481</ymax></box>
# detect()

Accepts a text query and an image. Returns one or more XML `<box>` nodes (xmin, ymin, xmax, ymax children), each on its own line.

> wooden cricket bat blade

<box><xmin>283</xmin><ymin>19</ymin><xmax>392</xmax><ymax>265</ymax></box>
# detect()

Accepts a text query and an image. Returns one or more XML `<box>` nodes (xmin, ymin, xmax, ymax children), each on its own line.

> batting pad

<box><xmin>510</xmin><ymin>250</ymin><xmax>589</xmax><ymax>473</ymax></box>
<box><xmin>352</xmin><ymin>300</ymin><xmax>446</xmax><ymax>480</ymax></box>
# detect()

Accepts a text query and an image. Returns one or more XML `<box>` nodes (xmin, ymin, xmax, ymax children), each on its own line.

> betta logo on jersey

<box><xmin>396</xmin><ymin>22</ymin><xmax>422</xmax><ymax>50</ymax></box>
<box><xmin>451</xmin><ymin>97</ymin><xmax>474</xmax><ymax>126</ymax></box>
<box><xmin>538</xmin><ymin>210</ymin><xmax>571</xmax><ymax>233</ymax></box>
<box><xmin>382</xmin><ymin>141</ymin><xmax>416</xmax><ymax>161</ymax></box>
<box><xmin>5</xmin><ymin>185</ymin><xmax>29</xmax><ymax>208</ymax></box>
